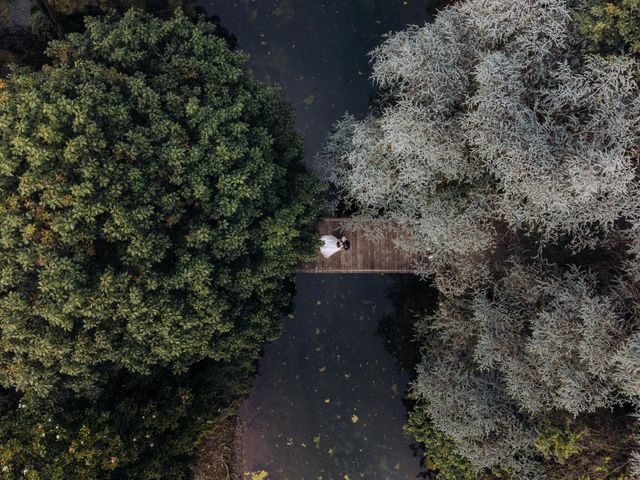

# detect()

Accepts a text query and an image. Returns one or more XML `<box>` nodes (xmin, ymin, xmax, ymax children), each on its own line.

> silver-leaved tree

<box><xmin>318</xmin><ymin>0</ymin><xmax>640</xmax><ymax>477</ymax></box>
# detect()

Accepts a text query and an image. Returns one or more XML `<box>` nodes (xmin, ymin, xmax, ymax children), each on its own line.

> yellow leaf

<box><xmin>324</xmin><ymin>398</ymin><xmax>331</xmax><ymax>404</ymax></box>
<box><xmin>605</xmin><ymin>4</ymin><xmax>620</xmax><ymax>14</ymax></box>
<box><xmin>244</xmin><ymin>471</ymin><xmax>268</xmax><ymax>480</ymax></box>
<box><xmin>318</xmin><ymin>366</ymin><xmax>326</xmax><ymax>373</ymax></box>
<box><xmin>23</xmin><ymin>224</ymin><xmax>36</xmax><ymax>237</ymax></box>
<box><xmin>351</xmin><ymin>415</ymin><xmax>359</xmax><ymax>424</ymax></box>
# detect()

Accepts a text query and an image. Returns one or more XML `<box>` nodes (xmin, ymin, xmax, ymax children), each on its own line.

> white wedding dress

<box><xmin>320</xmin><ymin>235</ymin><xmax>341</xmax><ymax>258</ymax></box>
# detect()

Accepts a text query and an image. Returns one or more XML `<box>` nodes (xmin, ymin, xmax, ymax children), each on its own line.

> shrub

<box><xmin>536</xmin><ymin>410</ymin><xmax>636</xmax><ymax>479</ymax></box>
<box><xmin>576</xmin><ymin>0</ymin><xmax>640</xmax><ymax>56</ymax></box>
<box><xmin>405</xmin><ymin>401</ymin><xmax>478</xmax><ymax>480</ymax></box>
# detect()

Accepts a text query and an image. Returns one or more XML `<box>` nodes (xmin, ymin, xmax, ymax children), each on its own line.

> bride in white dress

<box><xmin>320</xmin><ymin>235</ymin><xmax>350</xmax><ymax>258</ymax></box>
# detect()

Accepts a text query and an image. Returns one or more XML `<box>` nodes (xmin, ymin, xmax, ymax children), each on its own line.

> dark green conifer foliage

<box><xmin>0</xmin><ymin>10</ymin><xmax>323</xmax><ymax>398</ymax></box>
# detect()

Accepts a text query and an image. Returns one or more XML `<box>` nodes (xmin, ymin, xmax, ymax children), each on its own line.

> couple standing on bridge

<box><xmin>320</xmin><ymin>235</ymin><xmax>350</xmax><ymax>258</ymax></box>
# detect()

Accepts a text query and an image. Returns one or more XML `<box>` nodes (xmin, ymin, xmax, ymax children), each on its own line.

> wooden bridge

<box><xmin>298</xmin><ymin>218</ymin><xmax>415</xmax><ymax>273</ymax></box>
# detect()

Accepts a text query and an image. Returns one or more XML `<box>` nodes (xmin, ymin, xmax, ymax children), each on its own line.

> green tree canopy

<box><xmin>575</xmin><ymin>0</ymin><xmax>640</xmax><ymax>56</ymax></box>
<box><xmin>0</xmin><ymin>9</ymin><xmax>323</xmax><ymax>398</ymax></box>
<box><xmin>0</xmin><ymin>361</ymin><xmax>250</xmax><ymax>480</ymax></box>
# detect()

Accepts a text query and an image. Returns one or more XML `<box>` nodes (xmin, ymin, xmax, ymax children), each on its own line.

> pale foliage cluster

<box><xmin>415</xmin><ymin>354</ymin><xmax>538</xmax><ymax>477</ymax></box>
<box><xmin>613</xmin><ymin>330</ymin><xmax>640</xmax><ymax>401</ymax></box>
<box><xmin>318</xmin><ymin>0</ymin><xmax>640</xmax><ymax>256</ymax></box>
<box><xmin>472</xmin><ymin>261</ymin><xmax>627</xmax><ymax>416</ymax></box>
<box><xmin>415</xmin><ymin>300</ymin><xmax>539</xmax><ymax>477</ymax></box>
<box><xmin>466</xmin><ymin>55</ymin><xmax>639</xmax><ymax>248</ymax></box>
<box><xmin>318</xmin><ymin>0</ymin><xmax>640</xmax><ymax>474</ymax></box>
<box><xmin>416</xmin><ymin>264</ymin><xmax>637</xmax><ymax>474</ymax></box>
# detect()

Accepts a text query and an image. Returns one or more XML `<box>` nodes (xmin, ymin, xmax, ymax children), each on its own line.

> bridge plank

<box><xmin>298</xmin><ymin>218</ymin><xmax>415</xmax><ymax>273</ymax></box>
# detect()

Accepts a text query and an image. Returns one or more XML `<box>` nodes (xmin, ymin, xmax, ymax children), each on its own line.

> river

<box><xmin>194</xmin><ymin>1</ymin><xmax>435</xmax><ymax>478</ymax></box>
<box><xmin>237</xmin><ymin>274</ymin><xmax>425</xmax><ymax>479</ymax></box>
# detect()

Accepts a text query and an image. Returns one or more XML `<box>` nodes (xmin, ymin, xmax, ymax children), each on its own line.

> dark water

<box><xmin>198</xmin><ymin>0</ymin><xmax>432</xmax><ymax>161</ymax></box>
<box><xmin>239</xmin><ymin>274</ymin><xmax>423</xmax><ymax>479</ymax></box>
<box><xmin>193</xmin><ymin>1</ymin><xmax>435</xmax><ymax>477</ymax></box>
